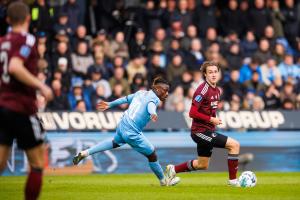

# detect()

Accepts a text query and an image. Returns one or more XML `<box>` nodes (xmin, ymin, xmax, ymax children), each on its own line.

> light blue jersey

<box><xmin>122</xmin><ymin>90</ymin><xmax>160</xmax><ymax>132</ymax></box>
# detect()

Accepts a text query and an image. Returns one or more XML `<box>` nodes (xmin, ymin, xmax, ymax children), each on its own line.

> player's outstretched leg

<box><xmin>225</xmin><ymin>137</ymin><xmax>240</xmax><ymax>187</ymax></box>
<box><xmin>73</xmin><ymin>139</ymin><xmax>118</xmax><ymax>165</ymax></box>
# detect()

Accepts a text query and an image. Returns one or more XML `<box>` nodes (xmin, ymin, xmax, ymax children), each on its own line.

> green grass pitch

<box><xmin>1</xmin><ymin>172</ymin><xmax>300</xmax><ymax>200</ymax></box>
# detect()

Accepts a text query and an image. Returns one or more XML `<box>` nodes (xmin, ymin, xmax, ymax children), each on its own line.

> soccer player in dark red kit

<box><xmin>0</xmin><ymin>2</ymin><xmax>53</xmax><ymax>199</ymax></box>
<box><xmin>166</xmin><ymin>61</ymin><xmax>241</xmax><ymax>186</ymax></box>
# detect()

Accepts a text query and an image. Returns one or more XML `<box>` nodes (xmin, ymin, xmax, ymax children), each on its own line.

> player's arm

<box><xmin>8</xmin><ymin>57</ymin><xmax>53</xmax><ymax>101</ymax></box>
<box><xmin>189</xmin><ymin>101</ymin><xmax>222</xmax><ymax>125</ymax></box>
<box><xmin>97</xmin><ymin>93</ymin><xmax>135</xmax><ymax>111</ymax></box>
<box><xmin>147</xmin><ymin>101</ymin><xmax>158</xmax><ymax>122</ymax></box>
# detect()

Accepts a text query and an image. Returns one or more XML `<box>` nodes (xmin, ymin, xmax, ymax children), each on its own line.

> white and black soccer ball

<box><xmin>238</xmin><ymin>171</ymin><xmax>257</xmax><ymax>187</ymax></box>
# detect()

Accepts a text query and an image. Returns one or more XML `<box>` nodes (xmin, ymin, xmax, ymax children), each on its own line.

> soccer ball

<box><xmin>238</xmin><ymin>171</ymin><xmax>257</xmax><ymax>187</ymax></box>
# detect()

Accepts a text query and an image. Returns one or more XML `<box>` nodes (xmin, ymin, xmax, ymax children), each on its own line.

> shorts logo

<box><xmin>195</xmin><ymin>132</ymin><xmax>212</xmax><ymax>142</ymax></box>
<box><xmin>211</xmin><ymin>133</ymin><xmax>217</xmax><ymax>137</ymax></box>
<box><xmin>194</xmin><ymin>95</ymin><xmax>202</xmax><ymax>102</ymax></box>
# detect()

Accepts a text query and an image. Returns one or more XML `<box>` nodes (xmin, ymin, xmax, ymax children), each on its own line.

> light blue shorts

<box><xmin>113</xmin><ymin>122</ymin><xmax>154</xmax><ymax>156</ymax></box>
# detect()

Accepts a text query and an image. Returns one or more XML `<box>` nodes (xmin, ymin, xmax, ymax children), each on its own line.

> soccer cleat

<box><xmin>160</xmin><ymin>178</ymin><xmax>168</xmax><ymax>186</ymax></box>
<box><xmin>165</xmin><ymin>164</ymin><xmax>176</xmax><ymax>180</ymax></box>
<box><xmin>228</xmin><ymin>179</ymin><xmax>240</xmax><ymax>187</ymax></box>
<box><xmin>73</xmin><ymin>152</ymin><xmax>85</xmax><ymax>165</ymax></box>
<box><xmin>168</xmin><ymin>176</ymin><xmax>180</xmax><ymax>186</ymax></box>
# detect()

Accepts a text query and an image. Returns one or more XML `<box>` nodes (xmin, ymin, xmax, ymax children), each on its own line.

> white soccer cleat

<box><xmin>228</xmin><ymin>179</ymin><xmax>240</xmax><ymax>187</ymax></box>
<box><xmin>165</xmin><ymin>164</ymin><xmax>176</xmax><ymax>180</ymax></box>
<box><xmin>168</xmin><ymin>176</ymin><xmax>180</xmax><ymax>186</ymax></box>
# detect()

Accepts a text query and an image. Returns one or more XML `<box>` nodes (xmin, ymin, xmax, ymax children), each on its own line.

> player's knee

<box><xmin>227</xmin><ymin>139</ymin><xmax>240</xmax><ymax>151</ymax></box>
<box><xmin>146</xmin><ymin>151</ymin><xmax>157</xmax><ymax>162</ymax></box>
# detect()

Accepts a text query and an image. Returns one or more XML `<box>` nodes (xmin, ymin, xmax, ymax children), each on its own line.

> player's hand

<box><xmin>209</xmin><ymin>117</ymin><xmax>222</xmax><ymax>126</ymax></box>
<box><xmin>40</xmin><ymin>85</ymin><xmax>53</xmax><ymax>102</ymax></box>
<box><xmin>150</xmin><ymin>114</ymin><xmax>158</xmax><ymax>122</ymax></box>
<box><xmin>97</xmin><ymin>101</ymin><xmax>109</xmax><ymax>111</ymax></box>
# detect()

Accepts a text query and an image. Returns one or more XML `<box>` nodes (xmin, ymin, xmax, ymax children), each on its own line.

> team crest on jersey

<box><xmin>20</xmin><ymin>45</ymin><xmax>31</xmax><ymax>58</ymax></box>
<box><xmin>194</xmin><ymin>95</ymin><xmax>202</xmax><ymax>102</ymax></box>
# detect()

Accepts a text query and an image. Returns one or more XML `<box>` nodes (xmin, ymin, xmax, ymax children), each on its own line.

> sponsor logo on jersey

<box><xmin>195</xmin><ymin>95</ymin><xmax>202</xmax><ymax>102</ymax></box>
<box><xmin>211</xmin><ymin>101</ymin><xmax>218</xmax><ymax>109</ymax></box>
<box><xmin>211</xmin><ymin>132</ymin><xmax>217</xmax><ymax>137</ymax></box>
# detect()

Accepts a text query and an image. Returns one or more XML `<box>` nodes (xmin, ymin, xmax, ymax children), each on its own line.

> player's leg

<box><xmin>166</xmin><ymin>132</ymin><xmax>212</xmax><ymax>178</ymax></box>
<box><xmin>73</xmin><ymin>125</ymin><xmax>125</xmax><ymax>165</ymax></box>
<box><xmin>0</xmin><ymin>145</ymin><xmax>11</xmax><ymax>173</ymax></box>
<box><xmin>225</xmin><ymin>137</ymin><xmax>240</xmax><ymax>186</ymax></box>
<box><xmin>16</xmin><ymin>115</ymin><xmax>45</xmax><ymax>200</ymax></box>
<box><xmin>124</xmin><ymin>132</ymin><xmax>180</xmax><ymax>186</ymax></box>
<box><xmin>25</xmin><ymin>144</ymin><xmax>45</xmax><ymax>200</ymax></box>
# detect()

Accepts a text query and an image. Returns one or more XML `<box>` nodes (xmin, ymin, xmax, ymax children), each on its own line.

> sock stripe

<box><xmin>187</xmin><ymin>160</ymin><xmax>195</xmax><ymax>171</ymax></box>
<box><xmin>228</xmin><ymin>154</ymin><xmax>239</xmax><ymax>160</ymax></box>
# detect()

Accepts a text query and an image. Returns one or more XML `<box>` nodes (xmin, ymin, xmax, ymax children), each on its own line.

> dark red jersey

<box><xmin>0</xmin><ymin>32</ymin><xmax>38</xmax><ymax>115</ymax></box>
<box><xmin>190</xmin><ymin>81</ymin><xmax>221</xmax><ymax>133</ymax></box>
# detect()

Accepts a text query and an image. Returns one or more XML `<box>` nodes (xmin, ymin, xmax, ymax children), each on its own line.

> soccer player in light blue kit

<box><xmin>73</xmin><ymin>77</ymin><xmax>180</xmax><ymax>186</ymax></box>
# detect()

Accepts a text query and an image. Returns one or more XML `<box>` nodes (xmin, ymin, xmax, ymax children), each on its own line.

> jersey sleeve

<box><xmin>147</xmin><ymin>101</ymin><xmax>157</xmax><ymax>115</ymax></box>
<box><xmin>11</xmin><ymin>34</ymin><xmax>36</xmax><ymax>62</ymax></box>
<box><xmin>109</xmin><ymin>93</ymin><xmax>136</xmax><ymax>108</ymax></box>
<box><xmin>189</xmin><ymin>83</ymin><xmax>211</xmax><ymax>122</ymax></box>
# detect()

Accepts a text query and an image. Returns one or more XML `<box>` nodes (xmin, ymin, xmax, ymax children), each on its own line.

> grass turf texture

<box><xmin>1</xmin><ymin>172</ymin><xmax>299</xmax><ymax>200</ymax></box>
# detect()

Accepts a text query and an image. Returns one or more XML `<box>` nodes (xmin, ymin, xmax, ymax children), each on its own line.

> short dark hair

<box><xmin>7</xmin><ymin>2</ymin><xmax>29</xmax><ymax>25</ymax></box>
<box><xmin>152</xmin><ymin>76</ymin><xmax>169</xmax><ymax>86</ymax></box>
<box><xmin>200</xmin><ymin>61</ymin><xmax>220</xmax><ymax>74</ymax></box>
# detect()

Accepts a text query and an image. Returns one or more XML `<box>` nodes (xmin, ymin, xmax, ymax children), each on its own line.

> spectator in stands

<box><xmin>252</xmin><ymin>96</ymin><xmax>265</xmax><ymax>111</ymax></box>
<box><xmin>220</xmin><ymin>0</ymin><xmax>243</xmax><ymax>37</ymax></box>
<box><xmin>223</xmin><ymin>70</ymin><xmax>245</xmax><ymax>101</ymax></box>
<box><xmin>263</xmin><ymin>84</ymin><xmax>281</xmax><ymax>109</ymax></box>
<box><xmin>263</xmin><ymin>25</ymin><xmax>277</xmax><ymax>50</ymax></box>
<box><xmin>167</xmin><ymin>54</ymin><xmax>187</xmax><ymax>83</ymax></box>
<box><xmin>185</xmin><ymin>38</ymin><xmax>205</xmax><ymax>71</ymax></box>
<box><xmin>149</xmin><ymin>28</ymin><xmax>170</xmax><ymax>52</ymax></box>
<box><xmin>144</xmin><ymin>0</ymin><xmax>164</xmax><ymax>36</ymax></box>
<box><xmin>126</xmin><ymin>54</ymin><xmax>147</xmax><ymax>84</ymax></box>
<box><xmin>89</xmin><ymin>68</ymin><xmax>111</xmax><ymax>99</ymax></box>
<box><xmin>261</xmin><ymin>57</ymin><xmax>282</xmax><ymax>87</ymax></box>
<box><xmin>91</xmin><ymin>84</ymin><xmax>107</xmax><ymax>110</ymax></box>
<box><xmin>52</xmin><ymin>41</ymin><xmax>72</xmax><ymax>73</ymax></box>
<box><xmin>36</xmin><ymin>93</ymin><xmax>47</xmax><ymax>112</ymax></box>
<box><xmin>239</xmin><ymin>0</ymin><xmax>251</xmax><ymax>37</ymax></box>
<box><xmin>149</xmin><ymin>41</ymin><xmax>168</xmax><ymax>69</ymax></box>
<box><xmin>68</xmin><ymin>78</ymin><xmax>92</xmax><ymax>111</ymax></box>
<box><xmin>110</xmin><ymin>31</ymin><xmax>129</xmax><ymax>60</ymax></box>
<box><xmin>30</xmin><ymin>0</ymin><xmax>53</xmax><ymax>34</ymax></box>
<box><xmin>280</xmin><ymin>82</ymin><xmax>297</xmax><ymax>104</ymax></box>
<box><xmin>71</xmin><ymin>25</ymin><xmax>92</xmax><ymax>51</ymax></box>
<box><xmin>53</xmin><ymin>12</ymin><xmax>72</xmax><ymax>36</ymax></box>
<box><xmin>171</xmin><ymin>71</ymin><xmax>192</xmax><ymax>95</ymax></box>
<box><xmin>254</xmin><ymin>38</ymin><xmax>272</xmax><ymax>64</ymax></box>
<box><xmin>282</xmin><ymin>0</ymin><xmax>299</xmax><ymax>49</ymax></box>
<box><xmin>243</xmin><ymin>71</ymin><xmax>266</xmax><ymax>97</ymax></box>
<box><xmin>177</xmin><ymin>0</ymin><xmax>193</xmax><ymax>32</ymax></box>
<box><xmin>165</xmin><ymin>85</ymin><xmax>185</xmax><ymax>112</ymax></box>
<box><xmin>180</xmin><ymin>24</ymin><xmax>198</xmax><ymax>51</ymax></box>
<box><xmin>109</xmin><ymin>67</ymin><xmax>130</xmax><ymax>95</ymax></box>
<box><xmin>269</xmin><ymin>0</ymin><xmax>285</xmax><ymax>38</ymax></box>
<box><xmin>147</xmin><ymin>54</ymin><xmax>167</xmax><ymax>84</ymax></box>
<box><xmin>108</xmin><ymin>83</ymin><xmax>128</xmax><ymax>110</ymax></box>
<box><xmin>168</xmin><ymin>15</ymin><xmax>185</xmax><ymax>40</ymax></box>
<box><xmin>193</xmin><ymin>0</ymin><xmax>217</xmax><ymax>37</ymax></box>
<box><xmin>241</xmin><ymin>30</ymin><xmax>258</xmax><ymax>59</ymax></box>
<box><xmin>71</xmin><ymin>40</ymin><xmax>94</xmax><ymax>78</ymax></box>
<box><xmin>278</xmin><ymin>54</ymin><xmax>299</xmax><ymax>84</ymax></box>
<box><xmin>282</xmin><ymin>98</ymin><xmax>295</xmax><ymax>110</ymax></box>
<box><xmin>242</xmin><ymin>90</ymin><xmax>256</xmax><ymax>110</ymax></box>
<box><xmin>92</xmin><ymin>29</ymin><xmax>112</xmax><ymax>59</ymax></box>
<box><xmin>167</xmin><ymin>39</ymin><xmax>185</xmax><ymax>61</ymax></box>
<box><xmin>131</xmin><ymin>73</ymin><xmax>146</xmax><ymax>93</ymax></box>
<box><xmin>55</xmin><ymin>58</ymin><xmax>72</xmax><ymax>92</ymax></box>
<box><xmin>47</xmin><ymin>79</ymin><xmax>70</xmax><ymax>111</ymax></box>
<box><xmin>202</xmin><ymin>27</ymin><xmax>220</xmax><ymax>52</ymax></box>
<box><xmin>87</xmin><ymin>54</ymin><xmax>110</xmax><ymax>80</ymax></box>
<box><xmin>129</xmin><ymin>28</ymin><xmax>147</xmax><ymax>58</ymax></box>
<box><xmin>225</xmin><ymin>43</ymin><xmax>243</xmax><ymax>71</ymax></box>
<box><xmin>249</xmin><ymin>0</ymin><xmax>271</xmax><ymax>38</ymax></box>
<box><xmin>61</xmin><ymin>0</ymin><xmax>81</xmax><ymax>33</ymax></box>
<box><xmin>273</xmin><ymin>42</ymin><xmax>286</xmax><ymax>64</ymax></box>
<box><xmin>239</xmin><ymin>56</ymin><xmax>262</xmax><ymax>83</ymax></box>
<box><xmin>190</xmin><ymin>71</ymin><xmax>204</xmax><ymax>90</ymax></box>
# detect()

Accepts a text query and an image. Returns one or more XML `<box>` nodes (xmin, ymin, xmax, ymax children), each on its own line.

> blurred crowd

<box><xmin>1</xmin><ymin>0</ymin><xmax>300</xmax><ymax>112</ymax></box>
